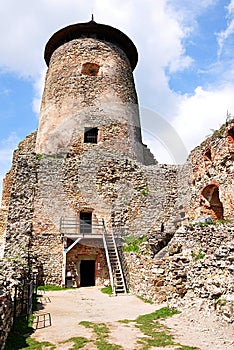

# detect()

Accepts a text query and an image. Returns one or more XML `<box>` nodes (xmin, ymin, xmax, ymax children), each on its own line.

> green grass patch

<box><xmin>137</xmin><ymin>295</ymin><xmax>154</xmax><ymax>304</ymax></box>
<box><xmin>79</xmin><ymin>321</ymin><xmax>123</xmax><ymax>350</ymax></box>
<box><xmin>37</xmin><ymin>285</ymin><xmax>65</xmax><ymax>291</ymax></box>
<box><xmin>135</xmin><ymin>308</ymin><xmax>182</xmax><ymax>350</ymax></box>
<box><xmin>60</xmin><ymin>336</ymin><xmax>90</xmax><ymax>349</ymax></box>
<box><xmin>95</xmin><ymin>340</ymin><xmax>123</xmax><ymax>350</ymax></box>
<box><xmin>191</xmin><ymin>249</ymin><xmax>205</xmax><ymax>261</ymax></box>
<box><xmin>118</xmin><ymin>319</ymin><xmax>133</xmax><ymax>324</ymax></box>
<box><xmin>175</xmin><ymin>346</ymin><xmax>200</xmax><ymax>350</ymax></box>
<box><xmin>123</xmin><ymin>236</ymin><xmax>147</xmax><ymax>253</ymax></box>
<box><xmin>79</xmin><ymin>320</ymin><xmax>93</xmax><ymax>328</ymax></box>
<box><xmin>100</xmin><ymin>285</ymin><xmax>113</xmax><ymax>295</ymax></box>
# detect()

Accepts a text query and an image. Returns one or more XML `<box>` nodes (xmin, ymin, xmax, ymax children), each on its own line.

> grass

<box><xmin>60</xmin><ymin>337</ymin><xmax>90</xmax><ymax>349</ymax></box>
<box><xmin>123</xmin><ymin>235</ymin><xmax>147</xmax><ymax>253</ymax></box>
<box><xmin>191</xmin><ymin>249</ymin><xmax>206</xmax><ymax>261</ymax></box>
<box><xmin>37</xmin><ymin>285</ymin><xmax>66</xmax><ymax>291</ymax></box>
<box><xmin>137</xmin><ymin>295</ymin><xmax>154</xmax><ymax>304</ymax></box>
<box><xmin>100</xmin><ymin>285</ymin><xmax>113</xmax><ymax>295</ymax></box>
<box><xmin>79</xmin><ymin>321</ymin><xmax>123</xmax><ymax>349</ymax></box>
<box><xmin>5</xmin><ymin>315</ymin><xmax>55</xmax><ymax>350</ymax></box>
<box><xmin>118</xmin><ymin>307</ymin><xmax>199</xmax><ymax>350</ymax></box>
<box><xmin>6</xmin><ymin>304</ymin><xmax>199</xmax><ymax>350</ymax></box>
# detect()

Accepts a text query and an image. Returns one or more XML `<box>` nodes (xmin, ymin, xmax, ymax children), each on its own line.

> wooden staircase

<box><xmin>103</xmin><ymin>230</ymin><xmax>127</xmax><ymax>295</ymax></box>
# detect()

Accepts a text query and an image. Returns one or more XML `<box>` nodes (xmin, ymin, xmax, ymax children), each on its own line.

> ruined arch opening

<box><xmin>81</xmin><ymin>62</ymin><xmax>100</xmax><ymax>76</ymax></box>
<box><xmin>227</xmin><ymin>127</ymin><xmax>234</xmax><ymax>143</ymax></box>
<box><xmin>201</xmin><ymin>185</ymin><xmax>224</xmax><ymax>220</ymax></box>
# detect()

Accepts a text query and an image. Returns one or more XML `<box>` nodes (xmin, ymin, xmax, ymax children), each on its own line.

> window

<box><xmin>84</xmin><ymin>127</ymin><xmax>98</xmax><ymax>144</ymax></box>
<box><xmin>204</xmin><ymin>148</ymin><xmax>212</xmax><ymax>161</ymax></box>
<box><xmin>81</xmin><ymin>62</ymin><xmax>100</xmax><ymax>76</ymax></box>
<box><xmin>80</xmin><ymin>212</ymin><xmax>92</xmax><ymax>234</ymax></box>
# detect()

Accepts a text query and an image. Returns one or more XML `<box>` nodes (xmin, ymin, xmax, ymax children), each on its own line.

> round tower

<box><xmin>36</xmin><ymin>19</ymin><xmax>145</xmax><ymax>162</ymax></box>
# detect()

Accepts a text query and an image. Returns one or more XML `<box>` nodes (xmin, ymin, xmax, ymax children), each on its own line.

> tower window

<box><xmin>81</xmin><ymin>63</ymin><xmax>100</xmax><ymax>76</ymax></box>
<box><xmin>84</xmin><ymin>127</ymin><xmax>98</xmax><ymax>144</ymax></box>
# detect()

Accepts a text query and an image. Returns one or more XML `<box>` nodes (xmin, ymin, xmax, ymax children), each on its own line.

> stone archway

<box><xmin>201</xmin><ymin>184</ymin><xmax>224</xmax><ymax>219</ymax></box>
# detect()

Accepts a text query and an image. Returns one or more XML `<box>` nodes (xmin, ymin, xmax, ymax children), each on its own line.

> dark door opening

<box><xmin>80</xmin><ymin>260</ymin><xmax>95</xmax><ymax>287</ymax></box>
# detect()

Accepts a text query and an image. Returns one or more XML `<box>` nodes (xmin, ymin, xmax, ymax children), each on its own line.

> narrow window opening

<box><xmin>80</xmin><ymin>212</ymin><xmax>92</xmax><ymax>234</ymax></box>
<box><xmin>84</xmin><ymin>127</ymin><xmax>98</xmax><ymax>144</ymax></box>
<box><xmin>204</xmin><ymin>148</ymin><xmax>212</xmax><ymax>161</ymax></box>
<box><xmin>81</xmin><ymin>62</ymin><xmax>100</xmax><ymax>76</ymax></box>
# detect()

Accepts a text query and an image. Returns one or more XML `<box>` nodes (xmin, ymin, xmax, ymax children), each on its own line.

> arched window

<box><xmin>201</xmin><ymin>184</ymin><xmax>224</xmax><ymax>219</ymax></box>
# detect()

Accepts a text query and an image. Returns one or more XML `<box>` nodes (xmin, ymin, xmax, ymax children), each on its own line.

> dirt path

<box><xmin>32</xmin><ymin>287</ymin><xmax>234</xmax><ymax>350</ymax></box>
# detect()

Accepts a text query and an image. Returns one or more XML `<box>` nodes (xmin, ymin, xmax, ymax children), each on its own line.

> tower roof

<box><xmin>44</xmin><ymin>20</ymin><xmax>138</xmax><ymax>70</ymax></box>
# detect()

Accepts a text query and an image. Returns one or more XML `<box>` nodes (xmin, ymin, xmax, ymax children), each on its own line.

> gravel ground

<box><xmin>32</xmin><ymin>287</ymin><xmax>234</xmax><ymax>349</ymax></box>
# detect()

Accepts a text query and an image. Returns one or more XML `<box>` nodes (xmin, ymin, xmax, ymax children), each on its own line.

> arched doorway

<box><xmin>201</xmin><ymin>185</ymin><xmax>224</xmax><ymax>219</ymax></box>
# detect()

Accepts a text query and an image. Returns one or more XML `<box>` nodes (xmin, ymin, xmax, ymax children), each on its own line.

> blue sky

<box><xmin>0</xmin><ymin>0</ymin><xmax>234</xmax><ymax>200</ymax></box>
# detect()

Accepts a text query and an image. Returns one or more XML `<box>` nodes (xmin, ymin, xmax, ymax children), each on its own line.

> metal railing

<box><xmin>60</xmin><ymin>217</ymin><xmax>128</xmax><ymax>241</ymax></box>
<box><xmin>60</xmin><ymin>217</ymin><xmax>104</xmax><ymax>236</ymax></box>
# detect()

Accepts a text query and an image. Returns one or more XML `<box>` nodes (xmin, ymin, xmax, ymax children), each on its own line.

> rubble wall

<box><xmin>125</xmin><ymin>223</ymin><xmax>234</xmax><ymax>322</ymax></box>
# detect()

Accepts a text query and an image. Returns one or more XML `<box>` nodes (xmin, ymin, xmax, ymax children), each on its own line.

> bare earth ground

<box><xmin>32</xmin><ymin>287</ymin><xmax>234</xmax><ymax>350</ymax></box>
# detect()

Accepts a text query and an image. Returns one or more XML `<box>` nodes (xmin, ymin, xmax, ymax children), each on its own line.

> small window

<box><xmin>81</xmin><ymin>63</ymin><xmax>100</xmax><ymax>76</ymax></box>
<box><xmin>204</xmin><ymin>148</ymin><xmax>212</xmax><ymax>161</ymax></box>
<box><xmin>84</xmin><ymin>127</ymin><xmax>98</xmax><ymax>144</ymax></box>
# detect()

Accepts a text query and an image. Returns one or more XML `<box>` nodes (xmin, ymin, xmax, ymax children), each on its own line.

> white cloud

<box><xmin>172</xmin><ymin>84</ymin><xmax>234</xmax><ymax>153</ymax></box>
<box><xmin>217</xmin><ymin>0</ymin><xmax>234</xmax><ymax>56</ymax></box>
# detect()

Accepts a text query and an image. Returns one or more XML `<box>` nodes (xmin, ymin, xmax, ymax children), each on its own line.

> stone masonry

<box><xmin>0</xmin><ymin>19</ymin><xmax>233</xmax><ymax>348</ymax></box>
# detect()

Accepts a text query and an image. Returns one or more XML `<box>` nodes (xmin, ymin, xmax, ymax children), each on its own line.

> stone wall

<box><xmin>36</xmin><ymin>37</ymin><xmax>149</xmax><ymax>164</ymax></box>
<box><xmin>0</xmin><ymin>280</ymin><xmax>12</xmax><ymax>349</ymax></box>
<box><xmin>124</xmin><ymin>222</ymin><xmax>234</xmax><ymax>322</ymax></box>
<box><xmin>66</xmin><ymin>243</ymin><xmax>109</xmax><ymax>287</ymax></box>
<box><xmin>188</xmin><ymin>119</ymin><xmax>234</xmax><ymax>221</ymax></box>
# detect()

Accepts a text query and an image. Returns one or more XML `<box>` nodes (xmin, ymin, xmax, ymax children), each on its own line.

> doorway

<box><xmin>80</xmin><ymin>260</ymin><xmax>95</xmax><ymax>287</ymax></box>
<box><xmin>80</xmin><ymin>212</ymin><xmax>92</xmax><ymax>234</ymax></box>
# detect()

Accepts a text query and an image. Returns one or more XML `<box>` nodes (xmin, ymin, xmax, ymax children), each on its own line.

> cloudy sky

<box><xmin>0</xmin><ymin>0</ymin><xmax>234</xmax><ymax>197</ymax></box>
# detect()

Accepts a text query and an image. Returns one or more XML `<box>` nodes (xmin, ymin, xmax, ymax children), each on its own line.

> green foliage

<box><xmin>217</xmin><ymin>219</ymin><xmax>232</xmax><ymax>225</ymax></box>
<box><xmin>100</xmin><ymin>286</ymin><xmax>113</xmax><ymax>295</ymax></box>
<box><xmin>135</xmin><ymin>308</ymin><xmax>181</xmax><ymax>349</ymax></box>
<box><xmin>137</xmin><ymin>295</ymin><xmax>154</xmax><ymax>304</ymax></box>
<box><xmin>175</xmin><ymin>346</ymin><xmax>199</xmax><ymax>350</ymax></box>
<box><xmin>36</xmin><ymin>153</ymin><xmax>42</xmax><ymax>160</ymax></box>
<box><xmin>60</xmin><ymin>337</ymin><xmax>89</xmax><ymax>349</ymax></box>
<box><xmin>79</xmin><ymin>321</ymin><xmax>123</xmax><ymax>350</ymax></box>
<box><xmin>193</xmin><ymin>221</ymin><xmax>214</xmax><ymax>227</ymax></box>
<box><xmin>134</xmin><ymin>186</ymin><xmax>149</xmax><ymax>195</ymax></box>
<box><xmin>191</xmin><ymin>249</ymin><xmax>205</xmax><ymax>261</ymax></box>
<box><xmin>123</xmin><ymin>236</ymin><xmax>147</xmax><ymax>253</ymax></box>
<box><xmin>79</xmin><ymin>320</ymin><xmax>93</xmax><ymax>328</ymax></box>
<box><xmin>5</xmin><ymin>315</ymin><xmax>55</xmax><ymax>350</ymax></box>
<box><xmin>214</xmin><ymin>297</ymin><xmax>227</xmax><ymax>308</ymax></box>
<box><xmin>37</xmin><ymin>285</ymin><xmax>65</xmax><ymax>291</ymax></box>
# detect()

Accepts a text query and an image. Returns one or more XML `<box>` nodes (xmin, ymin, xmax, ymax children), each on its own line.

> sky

<box><xmin>0</xmin><ymin>0</ymin><xmax>234</xmax><ymax>199</ymax></box>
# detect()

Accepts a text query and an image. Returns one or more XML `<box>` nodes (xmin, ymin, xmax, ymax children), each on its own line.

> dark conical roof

<box><xmin>44</xmin><ymin>20</ymin><xmax>138</xmax><ymax>70</ymax></box>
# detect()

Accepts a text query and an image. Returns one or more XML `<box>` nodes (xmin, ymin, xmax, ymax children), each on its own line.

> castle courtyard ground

<box><xmin>31</xmin><ymin>287</ymin><xmax>234</xmax><ymax>350</ymax></box>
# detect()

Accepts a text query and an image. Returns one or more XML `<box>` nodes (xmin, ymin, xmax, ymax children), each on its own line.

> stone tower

<box><xmin>36</xmin><ymin>19</ymin><xmax>148</xmax><ymax>163</ymax></box>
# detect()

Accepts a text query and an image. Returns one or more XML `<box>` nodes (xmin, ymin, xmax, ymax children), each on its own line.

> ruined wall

<box><xmin>188</xmin><ymin>119</ymin><xmax>234</xmax><ymax>221</ymax></box>
<box><xmin>125</xmin><ymin>222</ymin><xmax>234</xmax><ymax>322</ymax></box>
